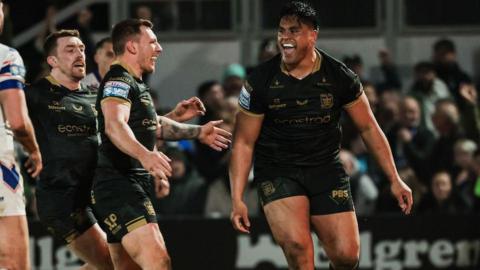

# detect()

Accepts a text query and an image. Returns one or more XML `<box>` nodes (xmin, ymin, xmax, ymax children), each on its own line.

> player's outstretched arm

<box><xmin>345</xmin><ymin>93</ymin><xmax>413</xmax><ymax>215</ymax></box>
<box><xmin>229</xmin><ymin>111</ymin><xmax>263</xmax><ymax>233</ymax></box>
<box><xmin>157</xmin><ymin>116</ymin><xmax>232</xmax><ymax>151</ymax></box>
<box><xmin>102</xmin><ymin>99</ymin><xmax>172</xmax><ymax>180</ymax></box>
<box><xmin>164</xmin><ymin>97</ymin><xmax>206</xmax><ymax>123</ymax></box>
<box><xmin>0</xmin><ymin>90</ymin><xmax>42</xmax><ymax>177</ymax></box>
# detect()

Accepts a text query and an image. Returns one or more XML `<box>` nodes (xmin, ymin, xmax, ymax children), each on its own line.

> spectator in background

<box><xmin>386</xmin><ymin>96</ymin><xmax>435</xmax><ymax>180</ymax></box>
<box><xmin>195</xmin><ymin>80</ymin><xmax>230</xmax><ymax>184</ymax></box>
<box><xmin>376</xmin><ymin>48</ymin><xmax>402</xmax><ymax>93</ymax></box>
<box><xmin>427</xmin><ymin>99</ymin><xmax>463</xmax><ymax>183</ymax></box>
<box><xmin>417</xmin><ymin>171</ymin><xmax>465</xmax><ymax>214</ymax></box>
<box><xmin>472</xmin><ymin>150</ymin><xmax>480</xmax><ymax>212</ymax></box>
<box><xmin>451</xmin><ymin>139</ymin><xmax>478</xmax><ymax>212</ymax></box>
<box><xmin>339</xmin><ymin>150</ymin><xmax>378</xmax><ymax>216</ymax></box>
<box><xmin>71</xmin><ymin>9</ymin><xmax>95</xmax><ymax>73</ymax></box>
<box><xmin>0</xmin><ymin>3</ymin><xmax>12</xmax><ymax>45</ymax></box>
<box><xmin>81</xmin><ymin>37</ymin><xmax>115</xmax><ymax>89</ymax></box>
<box><xmin>223</xmin><ymin>63</ymin><xmax>246</xmax><ymax>97</ymax></box>
<box><xmin>432</xmin><ymin>38</ymin><xmax>472</xmax><ymax>108</ymax></box>
<box><xmin>343</xmin><ymin>54</ymin><xmax>365</xmax><ymax>81</ymax></box>
<box><xmin>409</xmin><ymin>61</ymin><xmax>451</xmax><ymax>135</ymax></box>
<box><xmin>247</xmin><ymin>38</ymin><xmax>279</xmax><ymax>74</ymax></box>
<box><xmin>197</xmin><ymin>80</ymin><xmax>225</xmax><ymax>125</ymax></box>
<box><xmin>258</xmin><ymin>38</ymin><xmax>279</xmax><ymax>63</ymax></box>
<box><xmin>33</xmin><ymin>5</ymin><xmax>57</xmax><ymax>81</ymax></box>
<box><xmin>458</xmin><ymin>83</ymin><xmax>480</xmax><ymax>142</ymax></box>
<box><xmin>155</xmin><ymin>147</ymin><xmax>206</xmax><ymax>216</ymax></box>
<box><xmin>204</xmin><ymin>114</ymin><xmax>258</xmax><ymax>218</ymax></box>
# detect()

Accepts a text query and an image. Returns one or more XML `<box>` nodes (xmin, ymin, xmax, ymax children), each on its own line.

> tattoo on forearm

<box><xmin>158</xmin><ymin>116</ymin><xmax>201</xmax><ymax>140</ymax></box>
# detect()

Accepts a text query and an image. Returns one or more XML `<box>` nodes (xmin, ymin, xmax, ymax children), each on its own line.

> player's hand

<box><xmin>169</xmin><ymin>97</ymin><xmax>206</xmax><ymax>122</ymax></box>
<box><xmin>231</xmin><ymin>200</ymin><xmax>251</xmax><ymax>233</ymax></box>
<box><xmin>140</xmin><ymin>150</ymin><xmax>172</xmax><ymax>180</ymax></box>
<box><xmin>390</xmin><ymin>179</ymin><xmax>413</xmax><ymax>215</ymax></box>
<box><xmin>25</xmin><ymin>150</ymin><xmax>42</xmax><ymax>178</ymax></box>
<box><xmin>154</xmin><ymin>177</ymin><xmax>170</xmax><ymax>198</ymax></box>
<box><xmin>199</xmin><ymin>120</ymin><xmax>232</xmax><ymax>151</ymax></box>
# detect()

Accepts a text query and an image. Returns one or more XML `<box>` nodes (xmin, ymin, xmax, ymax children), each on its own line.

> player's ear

<box><xmin>46</xmin><ymin>55</ymin><xmax>58</xmax><ymax>68</ymax></box>
<box><xmin>126</xmin><ymin>40</ymin><xmax>137</xmax><ymax>55</ymax></box>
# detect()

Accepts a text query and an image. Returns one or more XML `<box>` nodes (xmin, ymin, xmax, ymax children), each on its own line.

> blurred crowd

<box><xmin>5</xmin><ymin>3</ymin><xmax>480</xmax><ymax>220</ymax></box>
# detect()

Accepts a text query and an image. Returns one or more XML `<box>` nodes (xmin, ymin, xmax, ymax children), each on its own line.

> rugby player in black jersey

<box><xmin>229</xmin><ymin>2</ymin><xmax>413</xmax><ymax>270</ymax></box>
<box><xmin>25</xmin><ymin>30</ymin><xmax>113</xmax><ymax>269</ymax></box>
<box><xmin>26</xmin><ymin>29</ymin><xmax>213</xmax><ymax>270</ymax></box>
<box><xmin>92</xmin><ymin>19</ymin><xmax>231</xmax><ymax>269</ymax></box>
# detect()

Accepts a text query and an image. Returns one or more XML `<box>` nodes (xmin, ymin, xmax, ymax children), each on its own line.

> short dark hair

<box><xmin>433</xmin><ymin>38</ymin><xmax>456</xmax><ymax>54</ymax></box>
<box><xmin>44</xmin><ymin>29</ymin><xmax>80</xmax><ymax>57</ymax></box>
<box><xmin>111</xmin><ymin>19</ymin><xmax>153</xmax><ymax>55</ymax></box>
<box><xmin>197</xmin><ymin>80</ymin><xmax>220</xmax><ymax>100</ymax></box>
<box><xmin>279</xmin><ymin>1</ymin><xmax>319</xmax><ymax>30</ymax></box>
<box><xmin>414</xmin><ymin>61</ymin><xmax>435</xmax><ymax>74</ymax></box>
<box><xmin>95</xmin><ymin>37</ymin><xmax>112</xmax><ymax>52</ymax></box>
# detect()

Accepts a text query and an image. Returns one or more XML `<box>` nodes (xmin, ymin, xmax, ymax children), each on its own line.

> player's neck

<box><xmin>284</xmin><ymin>49</ymin><xmax>319</xmax><ymax>80</ymax></box>
<box><xmin>49</xmin><ymin>70</ymin><xmax>81</xmax><ymax>91</ymax></box>
<box><xmin>98</xmin><ymin>65</ymin><xmax>109</xmax><ymax>79</ymax></box>
<box><xmin>116</xmin><ymin>56</ymin><xmax>142</xmax><ymax>79</ymax></box>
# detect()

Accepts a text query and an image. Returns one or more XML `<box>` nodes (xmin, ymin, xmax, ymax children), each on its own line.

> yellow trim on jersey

<box><xmin>126</xmin><ymin>216</ymin><xmax>147</xmax><ymax>232</ymax></box>
<box><xmin>111</xmin><ymin>60</ymin><xmax>139</xmax><ymax>79</ymax></box>
<box><xmin>342</xmin><ymin>92</ymin><xmax>364</xmax><ymax>109</ymax></box>
<box><xmin>45</xmin><ymin>75</ymin><xmax>61</xmax><ymax>87</ymax></box>
<box><xmin>239</xmin><ymin>107</ymin><xmax>264</xmax><ymax>117</ymax></box>
<box><xmin>280</xmin><ymin>49</ymin><xmax>322</xmax><ymax>75</ymax></box>
<box><xmin>101</xmin><ymin>96</ymin><xmax>132</xmax><ymax>106</ymax></box>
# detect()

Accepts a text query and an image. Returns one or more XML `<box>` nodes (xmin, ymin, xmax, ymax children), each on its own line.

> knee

<box><xmin>330</xmin><ymin>244</ymin><xmax>359</xmax><ymax>270</ymax></box>
<box><xmin>279</xmin><ymin>237</ymin><xmax>311</xmax><ymax>258</ymax></box>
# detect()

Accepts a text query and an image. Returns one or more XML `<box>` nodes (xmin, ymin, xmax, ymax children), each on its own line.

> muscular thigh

<box><xmin>263</xmin><ymin>196</ymin><xmax>311</xmax><ymax>245</ymax></box>
<box><xmin>92</xmin><ymin>172</ymin><xmax>157</xmax><ymax>244</ymax></box>
<box><xmin>36</xmin><ymin>184</ymin><xmax>96</xmax><ymax>244</ymax></box>
<box><xmin>0</xmin><ymin>216</ymin><xmax>29</xmax><ymax>264</ymax></box>
<box><xmin>310</xmin><ymin>211</ymin><xmax>359</xmax><ymax>258</ymax></box>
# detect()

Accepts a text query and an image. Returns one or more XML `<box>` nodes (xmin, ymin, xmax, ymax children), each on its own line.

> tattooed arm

<box><xmin>157</xmin><ymin>116</ymin><xmax>232</xmax><ymax>151</ymax></box>
<box><xmin>157</xmin><ymin>116</ymin><xmax>201</xmax><ymax>140</ymax></box>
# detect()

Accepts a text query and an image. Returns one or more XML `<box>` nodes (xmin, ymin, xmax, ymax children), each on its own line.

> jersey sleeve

<box><xmin>339</xmin><ymin>65</ymin><xmax>363</xmax><ymax>108</ymax></box>
<box><xmin>0</xmin><ymin>48</ymin><xmax>26</xmax><ymax>91</ymax></box>
<box><xmin>238</xmin><ymin>71</ymin><xmax>267</xmax><ymax>116</ymax></box>
<box><xmin>100</xmin><ymin>76</ymin><xmax>135</xmax><ymax>105</ymax></box>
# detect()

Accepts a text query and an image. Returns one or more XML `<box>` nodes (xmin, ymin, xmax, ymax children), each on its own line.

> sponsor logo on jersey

<box><xmin>48</xmin><ymin>101</ymin><xmax>66</xmax><ymax>111</ymax></box>
<box><xmin>72</xmin><ymin>104</ymin><xmax>83</xmax><ymax>112</ymax></box>
<box><xmin>57</xmin><ymin>124</ymin><xmax>93</xmax><ymax>136</ymax></box>
<box><xmin>269</xmin><ymin>79</ymin><xmax>284</xmax><ymax>89</ymax></box>
<box><xmin>104</xmin><ymin>81</ymin><xmax>130</xmax><ymax>99</ymax></box>
<box><xmin>239</xmin><ymin>86</ymin><xmax>251</xmax><ymax>110</ymax></box>
<box><xmin>274</xmin><ymin>115</ymin><xmax>331</xmax><ymax>125</ymax></box>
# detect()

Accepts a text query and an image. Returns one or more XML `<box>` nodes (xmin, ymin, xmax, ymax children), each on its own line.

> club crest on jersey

<box><xmin>104</xmin><ymin>81</ymin><xmax>130</xmax><ymax>99</ymax></box>
<box><xmin>320</xmin><ymin>93</ymin><xmax>334</xmax><ymax>109</ymax></box>
<box><xmin>260</xmin><ymin>181</ymin><xmax>276</xmax><ymax>197</ymax></box>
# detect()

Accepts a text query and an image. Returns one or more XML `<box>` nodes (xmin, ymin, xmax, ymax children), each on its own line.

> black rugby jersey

<box><xmin>239</xmin><ymin>49</ymin><xmax>363</xmax><ymax>168</ymax></box>
<box><xmin>96</xmin><ymin>62</ymin><xmax>157</xmax><ymax>174</ymax></box>
<box><xmin>25</xmin><ymin>76</ymin><xmax>98</xmax><ymax>180</ymax></box>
